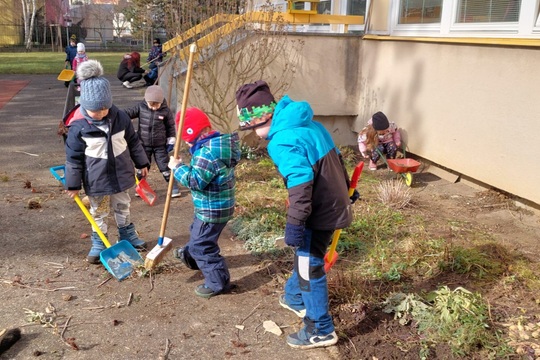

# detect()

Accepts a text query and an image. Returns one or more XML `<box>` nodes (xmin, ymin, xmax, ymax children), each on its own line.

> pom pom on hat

<box><xmin>77</xmin><ymin>43</ymin><xmax>85</xmax><ymax>52</ymax></box>
<box><xmin>70</xmin><ymin>34</ymin><xmax>77</xmax><ymax>41</ymax></box>
<box><xmin>77</xmin><ymin>60</ymin><xmax>113</xmax><ymax>111</ymax></box>
<box><xmin>371</xmin><ymin>111</ymin><xmax>389</xmax><ymax>131</ymax></box>
<box><xmin>144</xmin><ymin>85</ymin><xmax>164</xmax><ymax>103</ymax></box>
<box><xmin>235</xmin><ymin>80</ymin><xmax>276</xmax><ymax>130</ymax></box>
<box><xmin>176</xmin><ymin>107</ymin><xmax>211</xmax><ymax>143</ymax></box>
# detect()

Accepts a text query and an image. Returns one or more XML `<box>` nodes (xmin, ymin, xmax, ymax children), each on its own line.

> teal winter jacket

<box><xmin>266</xmin><ymin>95</ymin><xmax>352</xmax><ymax>230</ymax></box>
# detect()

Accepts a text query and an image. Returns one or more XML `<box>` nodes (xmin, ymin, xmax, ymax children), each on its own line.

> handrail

<box><xmin>163</xmin><ymin>11</ymin><xmax>364</xmax><ymax>54</ymax></box>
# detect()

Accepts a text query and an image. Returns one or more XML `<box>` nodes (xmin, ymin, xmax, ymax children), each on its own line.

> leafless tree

<box><xmin>21</xmin><ymin>0</ymin><xmax>38</xmax><ymax>50</ymax></box>
<box><xmin>166</xmin><ymin>0</ymin><xmax>304</xmax><ymax>133</ymax></box>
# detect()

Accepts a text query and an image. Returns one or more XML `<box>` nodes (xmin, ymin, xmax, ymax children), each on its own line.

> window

<box><xmin>347</xmin><ymin>0</ymin><xmax>367</xmax><ymax>16</ymax></box>
<box><xmin>456</xmin><ymin>0</ymin><xmax>521</xmax><ymax>23</ymax></box>
<box><xmin>399</xmin><ymin>0</ymin><xmax>443</xmax><ymax>24</ymax></box>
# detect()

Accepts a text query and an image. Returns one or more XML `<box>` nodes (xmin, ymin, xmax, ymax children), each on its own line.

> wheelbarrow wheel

<box><xmin>404</xmin><ymin>172</ymin><xmax>413</xmax><ymax>187</ymax></box>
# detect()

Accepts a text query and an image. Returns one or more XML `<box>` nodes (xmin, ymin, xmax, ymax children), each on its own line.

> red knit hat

<box><xmin>176</xmin><ymin>107</ymin><xmax>211</xmax><ymax>143</ymax></box>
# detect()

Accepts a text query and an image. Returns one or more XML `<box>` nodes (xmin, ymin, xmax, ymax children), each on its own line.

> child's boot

<box><xmin>118</xmin><ymin>223</ymin><xmax>147</xmax><ymax>249</ymax></box>
<box><xmin>369</xmin><ymin>160</ymin><xmax>377</xmax><ymax>171</ymax></box>
<box><xmin>87</xmin><ymin>232</ymin><xmax>106</xmax><ymax>264</ymax></box>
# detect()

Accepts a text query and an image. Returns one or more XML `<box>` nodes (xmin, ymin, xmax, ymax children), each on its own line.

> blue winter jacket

<box><xmin>64</xmin><ymin>105</ymin><xmax>150</xmax><ymax>196</ymax></box>
<box><xmin>266</xmin><ymin>95</ymin><xmax>352</xmax><ymax>230</ymax></box>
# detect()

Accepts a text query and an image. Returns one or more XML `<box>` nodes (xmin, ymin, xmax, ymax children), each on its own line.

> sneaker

<box><xmin>171</xmin><ymin>188</ymin><xmax>181</xmax><ymax>198</ymax></box>
<box><xmin>134</xmin><ymin>192</ymin><xmax>140</xmax><ymax>197</ymax></box>
<box><xmin>286</xmin><ymin>328</ymin><xmax>338</xmax><ymax>349</ymax></box>
<box><xmin>369</xmin><ymin>160</ymin><xmax>377</xmax><ymax>171</ymax></box>
<box><xmin>194</xmin><ymin>284</ymin><xmax>219</xmax><ymax>299</ymax></box>
<box><xmin>122</xmin><ymin>81</ymin><xmax>133</xmax><ymax>89</ymax></box>
<box><xmin>279</xmin><ymin>294</ymin><xmax>306</xmax><ymax>318</ymax></box>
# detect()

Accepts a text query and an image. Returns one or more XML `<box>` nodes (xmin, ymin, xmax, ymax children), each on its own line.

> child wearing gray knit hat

<box><xmin>65</xmin><ymin>59</ymin><xmax>151</xmax><ymax>264</ymax></box>
<box><xmin>123</xmin><ymin>85</ymin><xmax>180</xmax><ymax>197</ymax></box>
<box><xmin>77</xmin><ymin>60</ymin><xmax>112</xmax><ymax>111</ymax></box>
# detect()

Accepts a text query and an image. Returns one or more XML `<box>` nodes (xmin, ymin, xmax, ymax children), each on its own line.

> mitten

<box><xmin>166</xmin><ymin>144</ymin><xmax>174</xmax><ymax>153</ymax></box>
<box><xmin>284</xmin><ymin>223</ymin><xmax>304</xmax><ymax>247</ymax></box>
<box><xmin>350</xmin><ymin>189</ymin><xmax>360</xmax><ymax>204</ymax></box>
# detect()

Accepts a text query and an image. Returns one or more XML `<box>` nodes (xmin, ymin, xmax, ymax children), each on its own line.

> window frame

<box><xmin>390</xmin><ymin>0</ymin><xmax>540</xmax><ymax>39</ymax></box>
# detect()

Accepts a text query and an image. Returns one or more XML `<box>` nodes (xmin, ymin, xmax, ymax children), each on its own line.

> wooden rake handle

<box><xmin>157</xmin><ymin>43</ymin><xmax>198</xmax><ymax>246</ymax></box>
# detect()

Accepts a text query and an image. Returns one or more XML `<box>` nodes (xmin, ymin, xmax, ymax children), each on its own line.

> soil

<box><xmin>1</xmin><ymin>75</ymin><xmax>539</xmax><ymax>360</ymax></box>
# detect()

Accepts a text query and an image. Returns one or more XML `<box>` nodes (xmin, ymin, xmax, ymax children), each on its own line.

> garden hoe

<box><xmin>324</xmin><ymin>161</ymin><xmax>364</xmax><ymax>272</ymax></box>
<box><xmin>50</xmin><ymin>166</ymin><xmax>143</xmax><ymax>280</ymax></box>
<box><xmin>145</xmin><ymin>43</ymin><xmax>198</xmax><ymax>270</ymax></box>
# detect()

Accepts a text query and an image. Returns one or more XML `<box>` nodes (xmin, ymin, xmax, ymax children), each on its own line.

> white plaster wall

<box><xmin>358</xmin><ymin>40</ymin><xmax>540</xmax><ymax>205</ymax></box>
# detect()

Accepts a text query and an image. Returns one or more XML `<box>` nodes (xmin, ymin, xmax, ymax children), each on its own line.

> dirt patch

<box><xmin>1</xmin><ymin>75</ymin><xmax>539</xmax><ymax>359</ymax></box>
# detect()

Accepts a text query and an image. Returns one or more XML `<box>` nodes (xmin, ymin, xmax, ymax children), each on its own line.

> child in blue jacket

<box><xmin>235</xmin><ymin>81</ymin><xmax>356</xmax><ymax>350</ymax></box>
<box><xmin>64</xmin><ymin>60</ymin><xmax>150</xmax><ymax>264</ymax></box>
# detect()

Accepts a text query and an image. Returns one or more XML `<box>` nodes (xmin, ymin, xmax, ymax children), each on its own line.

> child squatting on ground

<box><xmin>123</xmin><ymin>85</ymin><xmax>181</xmax><ymax>197</ymax></box>
<box><xmin>357</xmin><ymin>111</ymin><xmax>401</xmax><ymax>170</ymax></box>
<box><xmin>167</xmin><ymin>108</ymin><xmax>241</xmax><ymax>298</ymax></box>
<box><xmin>64</xmin><ymin>60</ymin><xmax>151</xmax><ymax>264</ymax></box>
<box><xmin>235</xmin><ymin>80</ymin><xmax>358</xmax><ymax>349</ymax></box>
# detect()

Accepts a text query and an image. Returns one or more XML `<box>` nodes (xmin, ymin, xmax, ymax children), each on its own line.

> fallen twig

<box><xmin>240</xmin><ymin>302</ymin><xmax>261</xmax><ymax>325</ymax></box>
<box><xmin>127</xmin><ymin>292</ymin><xmax>133</xmax><ymax>306</ymax></box>
<box><xmin>149</xmin><ymin>271</ymin><xmax>154</xmax><ymax>292</ymax></box>
<box><xmin>2</xmin><ymin>279</ymin><xmax>76</xmax><ymax>292</ymax></box>
<box><xmin>14</xmin><ymin>150</ymin><xmax>39</xmax><ymax>157</ymax></box>
<box><xmin>158</xmin><ymin>338</ymin><xmax>171</xmax><ymax>360</ymax></box>
<box><xmin>96</xmin><ymin>277</ymin><xmax>112</xmax><ymax>288</ymax></box>
<box><xmin>60</xmin><ymin>316</ymin><xmax>72</xmax><ymax>340</ymax></box>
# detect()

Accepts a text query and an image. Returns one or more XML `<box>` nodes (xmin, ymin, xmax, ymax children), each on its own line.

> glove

<box><xmin>284</xmin><ymin>223</ymin><xmax>305</xmax><ymax>248</ymax></box>
<box><xmin>166</xmin><ymin>144</ymin><xmax>174</xmax><ymax>153</ymax></box>
<box><xmin>350</xmin><ymin>189</ymin><xmax>360</xmax><ymax>204</ymax></box>
<box><xmin>168</xmin><ymin>156</ymin><xmax>182</xmax><ymax>170</ymax></box>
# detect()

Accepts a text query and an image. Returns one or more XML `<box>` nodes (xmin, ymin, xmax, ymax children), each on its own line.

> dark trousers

<box><xmin>120</xmin><ymin>72</ymin><xmax>143</xmax><ymax>83</ymax></box>
<box><xmin>185</xmin><ymin>217</ymin><xmax>230</xmax><ymax>292</ymax></box>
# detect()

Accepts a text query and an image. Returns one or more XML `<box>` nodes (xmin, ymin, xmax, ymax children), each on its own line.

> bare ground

<box><xmin>1</xmin><ymin>75</ymin><xmax>539</xmax><ymax>359</ymax></box>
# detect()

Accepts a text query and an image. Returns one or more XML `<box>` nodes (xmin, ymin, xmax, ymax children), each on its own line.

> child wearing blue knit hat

<box><xmin>64</xmin><ymin>60</ymin><xmax>151</xmax><ymax>264</ymax></box>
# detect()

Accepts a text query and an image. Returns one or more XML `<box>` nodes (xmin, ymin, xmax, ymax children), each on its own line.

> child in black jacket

<box><xmin>124</xmin><ymin>86</ymin><xmax>181</xmax><ymax>197</ymax></box>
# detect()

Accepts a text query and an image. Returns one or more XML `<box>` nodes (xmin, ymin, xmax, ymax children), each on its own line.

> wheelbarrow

<box><xmin>377</xmin><ymin>148</ymin><xmax>421</xmax><ymax>187</ymax></box>
<box><xmin>50</xmin><ymin>165</ymin><xmax>143</xmax><ymax>280</ymax></box>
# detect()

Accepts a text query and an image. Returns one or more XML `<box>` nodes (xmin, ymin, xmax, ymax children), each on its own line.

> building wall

<box><xmin>162</xmin><ymin>33</ymin><xmax>540</xmax><ymax>206</ymax></box>
<box><xmin>358</xmin><ymin>39</ymin><xmax>540</xmax><ymax>205</ymax></box>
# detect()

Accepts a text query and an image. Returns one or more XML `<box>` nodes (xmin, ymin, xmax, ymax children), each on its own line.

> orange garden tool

<box><xmin>135</xmin><ymin>175</ymin><xmax>157</xmax><ymax>206</ymax></box>
<box><xmin>324</xmin><ymin>161</ymin><xmax>364</xmax><ymax>272</ymax></box>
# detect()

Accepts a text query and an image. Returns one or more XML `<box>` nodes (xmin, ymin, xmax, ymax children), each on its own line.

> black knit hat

<box><xmin>235</xmin><ymin>80</ymin><xmax>276</xmax><ymax>130</ymax></box>
<box><xmin>372</xmin><ymin>111</ymin><xmax>389</xmax><ymax>131</ymax></box>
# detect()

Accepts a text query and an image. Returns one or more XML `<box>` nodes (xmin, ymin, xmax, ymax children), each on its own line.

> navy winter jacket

<box><xmin>64</xmin><ymin>105</ymin><xmax>150</xmax><ymax>196</ymax></box>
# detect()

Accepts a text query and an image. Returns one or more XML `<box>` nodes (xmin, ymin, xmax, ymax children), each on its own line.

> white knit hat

<box><xmin>77</xmin><ymin>43</ymin><xmax>85</xmax><ymax>52</ymax></box>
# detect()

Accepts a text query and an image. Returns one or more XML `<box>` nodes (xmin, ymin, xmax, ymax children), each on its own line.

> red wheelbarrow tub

<box><xmin>387</xmin><ymin>158</ymin><xmax>421</xmax><ymax>173</ymax></box>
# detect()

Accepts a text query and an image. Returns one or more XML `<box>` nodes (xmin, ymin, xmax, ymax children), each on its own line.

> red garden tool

<box><xmin>324</xmin><ymin>161</ymin><xmax>364</xmax><ymax>272</ymax></box>
<box><xmin>135</xmin><ymin>175</ymin><xmax>157</xmax><ymax>206</ymax></box>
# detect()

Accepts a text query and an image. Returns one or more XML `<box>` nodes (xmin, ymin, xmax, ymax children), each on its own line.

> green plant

<box><xmin>418</xmin><ymin>286</ymin><xmax>494</xmax><ymax>356</ymax></box>
<box><xmin>382</xmin><ymin>292</ymin><xmax>429</xmax><ymax>325</ymax></box>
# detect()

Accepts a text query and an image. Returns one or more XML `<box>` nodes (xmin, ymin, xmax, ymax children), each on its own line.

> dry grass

<box><xmin>376</xmin><ymin>179</ymin><xmax>412</xmax><ymax>209</ymax></box>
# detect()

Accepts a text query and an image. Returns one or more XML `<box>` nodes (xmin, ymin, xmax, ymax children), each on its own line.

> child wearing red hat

<box><xmin>168</xmin><ymin>107</ymin><xmax>241</xmax><ymax>298</ymax></box>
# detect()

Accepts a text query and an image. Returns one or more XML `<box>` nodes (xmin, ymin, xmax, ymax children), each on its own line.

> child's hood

<box><xmin>203</xmin><ymin>132</ymin><xmax>241</xmax><ymax>168</ymax></box>
<box><xmin>267</xmin><ymin>95</ymin><xmax>313</xmax><ymax>139</ymax></box>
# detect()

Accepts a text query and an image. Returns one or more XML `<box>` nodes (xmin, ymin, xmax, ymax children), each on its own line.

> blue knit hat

<box><xmin>77</xmin><ymin>60</ymin><xmax>113</xmax><ymax>111</ymax></box>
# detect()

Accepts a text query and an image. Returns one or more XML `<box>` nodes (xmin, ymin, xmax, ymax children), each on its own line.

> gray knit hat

<box><xmin>144</xmin><ymin>85</ymin><xmax>164</xmax><ymax>103</ymax></box>
<box><xmin>77</xmin><ymin>60</ymin><xmax>112</xmax><ymax>111</ymax></box>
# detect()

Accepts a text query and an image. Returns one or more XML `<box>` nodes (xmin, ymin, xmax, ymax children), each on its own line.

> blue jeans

<box><xmin>186</xmin><ymin>217</ymin><xmax>230</xmax><ymax>292</ymax></box>
<box><xmin>283</xmin><ymin>228</ymin><xmax>334</xmax><ymax>335</ymax></box>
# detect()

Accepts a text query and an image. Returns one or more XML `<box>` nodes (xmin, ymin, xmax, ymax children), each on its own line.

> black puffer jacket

<box><xmin>123</xmin><ymin>100</ymin><xmax>175</xmax><ymax>147</ymax></box>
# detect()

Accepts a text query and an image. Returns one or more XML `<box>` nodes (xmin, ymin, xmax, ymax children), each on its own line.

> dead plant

<box><xmin>376</xmin><ymin>179</ymin><xmax>412</xmax><ymax>209</ymax></box>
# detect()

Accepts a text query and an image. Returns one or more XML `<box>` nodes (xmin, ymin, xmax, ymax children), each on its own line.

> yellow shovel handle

<box><xmin>74</xmin><ymin>194</ymin><xmax>112</xmax><ymax>248</ymax></box>
<box><xmin>326</xmin><ymin>186</ymin><xmax>357</xmax><ymax>262</ymax></box>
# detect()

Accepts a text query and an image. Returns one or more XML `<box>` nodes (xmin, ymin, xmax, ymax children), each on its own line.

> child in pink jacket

<box><xmin>72</xmin><ymin>43</ymin><xmax>88</xmax><ymax>87</ymax></box>
<box><xmin>357</xmin><ymin>111</ymin><xmax>401</xmax><ymax>170</ymax></box>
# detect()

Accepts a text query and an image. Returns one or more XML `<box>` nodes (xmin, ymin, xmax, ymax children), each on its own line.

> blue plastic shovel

<box><xmin>50</xmin><ymin>165</ymin><xmax>143</xmax><ymax>280</ymax></box>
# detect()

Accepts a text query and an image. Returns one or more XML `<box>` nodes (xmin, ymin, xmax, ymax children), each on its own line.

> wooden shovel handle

<box><xmin>158</xmin><ymin>43</ymin><xmax>198</xmax><ymax>246</ymax></box>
